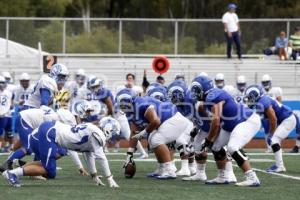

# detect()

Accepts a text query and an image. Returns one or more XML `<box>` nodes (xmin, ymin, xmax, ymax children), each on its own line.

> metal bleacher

<box><xmin>1</xmin><ymin>56</ymin><xmax>299</xmax><ymax>100</ymax></box>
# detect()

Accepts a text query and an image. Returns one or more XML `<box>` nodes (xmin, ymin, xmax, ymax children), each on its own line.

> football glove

<box><xmin>267</xmin><ymin>134</ymin><xmax>273</xmax><ymax>146</ymax></box>
<box><xmin>200</xmin><ymin>138</ymin><xmax>214</xmax><ymax>152</ymax></box>
<box><xmin>131</xmin><ymin>129</ymin><xmax>148</xmax><ymax>140</ymax></box>
<box><xmin>123</xmin><ymin>153</ymin><xmax>134</xmax><ymax>168</ymax></box>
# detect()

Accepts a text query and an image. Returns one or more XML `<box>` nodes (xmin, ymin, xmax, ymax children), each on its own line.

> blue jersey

<box><xmin>95</xmin><ymin>88</ymin><xmax>115</xmax><ymax>104</ymax></box>
<box><xmin>205</xmin><ymin>88</ymin><xmax>253</xmax><ymax>132</ymax></box>
<box><xmin>176</xmin><ymin>90</ymin><xmax>210</xmax><ymax>132</ymax></box>
<box><xmin>129</xmin><ymin>96</ymin><xmax>177</xmax><ymax>129</ymax></box>
<box><xmin>256</xmin><ymin>95</ymin><xmax>292</xmax><ymax>125</ymax></box>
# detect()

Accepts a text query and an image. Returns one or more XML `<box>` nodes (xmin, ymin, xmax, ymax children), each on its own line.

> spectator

<box><xmin>222</xmin><ymin>3</ymin><xmax>242</xmax><ymax>59</ymax></box>
<box><xmin>156</xmin><ymin>75</ymin><xmax>165</xmax><ymax>85</ymax></box>
<box><xmin>275</xmin><ymin>31</ymin><xmax>288</xmax><ymax>60</ymax></box>
<box><xmin>142</xmin><ymin>69</ymin><xmax>150</xmax><ymax>94</ymax></box>
<box><xmin>116</xmin><ymin>73</ymin><xmax>143</xmax><ymax>96</ymax></box>
<box><xmin>289</xmin><ymin>27</ymin><xmax>300</xmax><ymax>60</ymax></box>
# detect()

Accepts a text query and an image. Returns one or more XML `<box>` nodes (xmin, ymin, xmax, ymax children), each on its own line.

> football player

<box><xmin>117</xmin><ymin>88</ymin><xmax>193</xmax><ymax>179</ymax></box>
<box><xmin>0</xmin><ymin>75</ymin><xmax>13</xmax><ymax>152</ymax></box>
<box><xmin>245</xmin><ymin>85</ymin><xmax>296</xmax><ymax>172</ymax></box>
<box><xmin>2</xmin><ymin>120</ymin><xmax>119</xmax><ymax>188</ymax></box>
<box><xmin>24</xmin><ymin>63</ymin><xmax>69</xmax><ymax>109</ymax></box>
<box><xmin>235</xmin><ymin>75</ymin><xmax>247</xmax><ymax>104</ymax></box>
<box><xmin>191</xmin><ymin>75</ymin><xmax>261</xmax><ymax>187</ymax></box>
<box><xmin>261</xmin><ymin>74</ymin><xmax>283</xmax><ymax>102</ymax></box>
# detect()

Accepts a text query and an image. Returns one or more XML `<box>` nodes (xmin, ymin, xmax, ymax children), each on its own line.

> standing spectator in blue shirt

<box><xmin>275</xmin><ymin>31</ymin><xmax>288</xmax><ymax>60</ymax></box>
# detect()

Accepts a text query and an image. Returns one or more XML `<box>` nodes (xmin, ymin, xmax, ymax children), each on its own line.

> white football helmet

<box><xmin>49</xmin><ymin>63</ymin><xmax>69</xmax><ymax>84</ymax></box>
<box><xmin>74</xmin><ymin>100</ymin><xmax>94</xmax><ymax>119</ymax></box>
<box><xmin>0</xmin><ymin>75</ymin><xmax>7</xmax><ymax>90</ymax></box>
<box><xmin>75</xmin><ymin>69</ymin><xmax>86</xmax><ymax>85</ymax></box>
<box><xmin>99</xmin><ymin>117</ymin><xmax>121</xmax><ymax>140</ymax></box>
<box><xmin>87</xmin><ymin>77</ymin><xmax>102</xmax><ymax>92</ymax></box>
<box><xmin>215</xmin><ymin>73</ymin><xmax>225</xmax><ymax>89</ymax></box>
<box><xmin>236</xmin><ymin>75</ymin><xmax>247</xmax><ymax>92</ymax></box>
<box><xmin>20</xmin><ymin>73</ymin><xmax>31</xmax><ymax>81</ymax></box>
<box><xmin>261</xmin><ymin>74</ymin><xmax>272</xmax><ymax>91</ymax></box>
<box><xmin>2</xmin><ymin>71</ymin><xmax>12</xmax><ymax>83</ymax></box>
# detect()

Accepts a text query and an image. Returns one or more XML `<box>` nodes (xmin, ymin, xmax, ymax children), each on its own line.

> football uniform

<box><xmin>129</xmin><ymin>96</ymin><xmax>193</xmax><ymax>149</ymax></box>
<box><xmin>13</xmin><ymin>85</ymin><xmax>33</xmax><ymax>105</ymax></box>
<box><xmin>204</xmin><ymin>88</ymin><xmax>261</xmax><ymax>154</ymax></box>
<box><xmin>255</xmin><ymin>95</ymin><xmax>296</xmax><ymax>144</ymax></box>
<box><xmin>0</xmin><ymin>89</ymin><xmax>13</xmax><ymax>137</ymax></box>
<box><xmin>35</xmin><ymin>121</ymin><xmax>111</xmax><ymax>178</ymax></box>
<box><xmin>24</xmin><ymin>74</ymin><xmax>57</xmax><ymax>108</ymax></box>
<box><xmin>266</xmin><ymin>87</ymin><xmax>283</xmax><ymax>100</ymax></box>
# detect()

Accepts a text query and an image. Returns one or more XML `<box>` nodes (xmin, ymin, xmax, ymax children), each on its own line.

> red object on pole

<box><xmin>152</xmin><ymin>56</ymin><xmax>170</xmax><ymax>75</ymax></box>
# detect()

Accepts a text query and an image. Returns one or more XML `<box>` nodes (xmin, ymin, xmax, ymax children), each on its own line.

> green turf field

<box><xmin>1</xmin><ymin>149</ymin><xmax>300</xmax><ymax>200</ymax></box>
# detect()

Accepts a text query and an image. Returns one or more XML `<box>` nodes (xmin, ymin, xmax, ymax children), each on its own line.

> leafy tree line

<box><xmin>0</xmin><ymin>0</ymin><xmax>299</xmax><ymax>54</ymax></box>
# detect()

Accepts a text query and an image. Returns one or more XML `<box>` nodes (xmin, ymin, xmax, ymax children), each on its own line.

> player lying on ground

<box><xmin>2</xmin><ymin>118</ymin><xmax>119</xmax><ymax>188</ymax></box>
<box><xmin>190</xmin><ymin>75</ymin><xmax>261</xmax><ymax>187</ymax></box>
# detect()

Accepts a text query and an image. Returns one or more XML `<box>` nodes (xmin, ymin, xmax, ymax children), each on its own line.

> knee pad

<box><xmin>190</xmin><ymin>127</ymin><xmax>198</xmax><ymax>138</ymax></box>
<box><xmin>177</xmin><ymin>145</ymin><xmax>190</xmax><ymax>157</ymax></box>
<box><xmin>212</xmin><ymin>148</ymin><xmax>227</xmax><ymax>161</ymax></box>
<box><xmin>231</xmin><ymin>150</ymin><xmax>248</xmax><ymax>167</ymax></box>
<box><xmin>195</xmin><ymin>152</ymin><xmax>207</xmax><ymax>161</ymax></box>
<box><xmin>271</xmin><ymin>143</ymin><xmax>281</xmax><ymax>153</ymax></box>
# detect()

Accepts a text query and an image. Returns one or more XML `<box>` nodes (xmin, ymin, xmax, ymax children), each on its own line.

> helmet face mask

<box><xmin>75</xmin><ymin>74</ymin><xmax>86</xmax><ymax>85</ymax></box>
<box><xmin>261</xmin><ymin>81</ymin><xmax>271</xmax><ymax>91</ymax></box>
<box><xmin>191</xmin><ymin>85</ymin><xmax>204</xmax><ymax>101</ymax></box>
<box><xmin>215</xmin><ymin>80</ymin><xmax>225</xmax><ymax>89</ymax></box>
<box><xmin>237</xmin><ymin>83</ymin><xmax>246</xmax><ymax>92</ymax></box>
<box><xmin>168</xmin><ymin>89</ymin><xmax>184</xmax><ymax>104</ymax></box>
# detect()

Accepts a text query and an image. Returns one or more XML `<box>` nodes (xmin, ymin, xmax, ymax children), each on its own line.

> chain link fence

<box><xmin>1</xmin><ymin>18</ymin><xmax>300</xmax><ymax>56</ymax></box>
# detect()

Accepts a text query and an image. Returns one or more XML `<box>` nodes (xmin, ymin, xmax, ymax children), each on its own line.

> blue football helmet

<box><xmin>87</xmin><ymin>77</ymin><xmax>102</xmax><ymax>92</ymax></box>
<box><xmin>116</xmin><ymin>88</ymin><xmax>136</xmax><ymax>111</ymax></box>
<box><xmin>49</xmin><ymin>63</ymin><xmax>69</xmax><ymax>84</ymax></box>
<box><xmin>147</xmin><ymin>85</ymin><xmax>168</xmax><ymax>102</ymax></box>
<box><xmin>190</xmin><ymin>75</ymin><xmax>214</xmax><ymax>101</ymax></box>
<box><xmin>244</xmin><ymin>85</ymin><xmax>264</xmax><ymax>107</ymax></box>
<box><xmin>167</xmin><ymin>80</ymin><xmax>187</xmax><ymax>104</ymax></box>
<box><xmin>146</xmin><ymin>82</ymin><xmax>162</xmax><ymax>94</ymax></box>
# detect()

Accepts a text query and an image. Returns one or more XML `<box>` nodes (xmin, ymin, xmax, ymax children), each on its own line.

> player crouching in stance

<box><xmin>2</xmin><ymin>119</ymin><xmax>119</xmax><ymax>188</ymax></box>
<box><xmin>117</xmin><ymin>88</ymin><xmax>193</xmax><ymax>179</ymax></box>
<box><xmin>190</xmin><ymin>75</ymin><xmax>261</xmax><ymax>187</ymax></box>
<box><xmin>245</xmin><ymin>85</ymin><xmax>296</xmax><ymax>172</ymax></box>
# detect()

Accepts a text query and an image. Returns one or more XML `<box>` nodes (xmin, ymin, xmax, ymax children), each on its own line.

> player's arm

<box><xmin>104</xmin><ymin>97</ymin><xmax>114</xmax><ymax>116</ymax></box>
<box><xmin>68</xmin><ymin>150</ymin><xmax>88</xmax><ymax>176</ymax></box>
<box><xmin>40</xmin><ymin>88</ymin><xmax>52</xmax><ymax>106</ymax></box>
<box><xmin>265</xmin><ymin>106</ymin><xmax>277</xmax><ymax>135</ymax></box>
<box><xmin>132</xmin><ymin>106</ymin><xmax>160</xmax><ymax>140</ymax></box>
<box><xmin>207</xmin><ymin>101</ymin><xmax>224</xmax><ymax>142</ymax></box>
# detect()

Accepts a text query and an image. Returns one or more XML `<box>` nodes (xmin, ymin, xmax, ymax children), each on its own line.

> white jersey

<box><xmin>72</xmin><ymin>86</ymin><xmax>101</xmax><ymax>115</ymax></box>
<box><xmin>234</xmin><ymin>90</ymin><xmax>246</xmax><ymax>105</ymax></box>
<box><xmin>20</xmin><ymin>106</ymin><xmax>58</xmax><ymax>129</ymax></box>
<box><xmin>6</xmin><ymin>84</ymin><xmax>17</xmax><ymax>93</ymax></box>
<box><xmin>55</xmin><ymin>122</ymin><xmax>106</xmax><ymax>152</ymax></box>
<box><xmin>116</xmin><ymin>85</ymin><xmax>143</xmax><ymax>96</ymax></box>
<box><xmin>266</xmin><ymin>87</ymin><xmax>283</xmax><ymax>100</ymax></box>
<box><xmin>13</xmin><ymin>85</ymin><xmax>33</xmax><ymax>105</ymax></box>
<box><xmin>65</xmin><ymin>81</ymin><xmax>86</xmax><ymax>100</ymax></box>
<box><xmin>25</xmin><ymin>74</ymin><xmax>57</xmax><ymax>108</ymax></box>
<box><xmin>0</xmin><ymin>89</ymin><xmax>13</xmax><ymax>117</ymax></box>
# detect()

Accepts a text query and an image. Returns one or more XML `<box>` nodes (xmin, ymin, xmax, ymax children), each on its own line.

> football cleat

<box><xmin>147</xmin><ymin>165</ymin><xmax>162</xmax><ymax>178</ymax></box>
<box><xmin>182</xmin><ymin>171</ymin><xmax>207</xmax><ymax>181</ymax></box>
<box><xmin>266</xmin><ymin>165</ymin><xmax>286</xmax><ymax>173</ymax></box>
<box><xmin>176</xmin><ymin>168</ymin><xmax>191</xmax><ymax>176</ymax></box>
<box><xmin>228</xmin><ymin>171</ymin><xmax>237</xmax><ymax>183</ymax></box>
<box><xmin>235</xmin><ymin>171</ymin><xmax>260</xmax><ymax>187</ymax></box>
<box><xmin>156</xmin><ymin>168</ymin><xmax>177</xmax><ymax>180</ymax></box>
<box><xmin>289</xmin><ymin>146</ymin><xmax>299</xmax><ymax>153</ymax></box>
<box><xmin>205</xmin><ymin>170</ymin><xmax>229</xmax><ymax>185</ymax></box>
<box><xmin>2</xmin><ymin>170</ymin><xmax>21</xmax><ymax>187</ymax></box>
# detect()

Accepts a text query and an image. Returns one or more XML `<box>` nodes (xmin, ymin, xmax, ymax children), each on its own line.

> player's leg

<box><xmin>227</xmin><ymin>113</ymin><xmax>261</xmax><ymax>187</ymax></box>
<box><xmin>267</xmin><ymin>114</ymin><xmax>296</xmax><ymax>172</ymax></box>
<box><xmin>206</xmin><ymin>129</ymin><xmax>231</xmax><ymax>184</ymax></box>
<box><xmin>182</xmin><ymin>130</ymin><xmax>208</xmax><ymax>181</ymax></box>
<box><xmin>4</xmin><ymin>116</ymin><xmax>14</xmax><ymax>152</ymax></box>
<box><xmin>0</xmin><ymin>117</ymin><xmax>8</xmax><ymax>152</ymax></box>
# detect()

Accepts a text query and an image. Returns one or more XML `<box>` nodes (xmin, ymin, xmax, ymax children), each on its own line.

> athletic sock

<box><xmin>180</xmin><ymin>159</ymin><xmax>189</xmax><ymax>170</ymax></box>
<box><xmin>196</xmin><ymin>163</ymin><xmax>206</xmax><ymax>172</ymax></box>
<box><xmin>10</xmin><ymin>167</ymin><xmax>24</xmax><ymax>177</ymax></box>
<box><xmin>274</xmin><ymin>149</ymin><xmax>284</xmax><ymax>167</ymax></box>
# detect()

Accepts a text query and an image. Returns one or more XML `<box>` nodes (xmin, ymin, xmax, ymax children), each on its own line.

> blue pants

<box><xmin>0</xmin><ymin>117</ymin><xmax>8</xmax><ymax>137</ymax></box>
<box><xmin>225</xmin><ymin>31</ymin><xmax>241</xmax><ymax>59</ymax></box>
<box><xmin>30</xmin><ymin>131</ymin><xmax>67</xmax><ymax>162</ymax></box>
<box><xmin>38</xmin><ymin>121</ymin><xmax>58</xmax><ymax>179</ymax></box>
<box><xmin>15</xmin><ymin>115</ymin><xmax>33</xmax><ymax>153</ymax></box>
